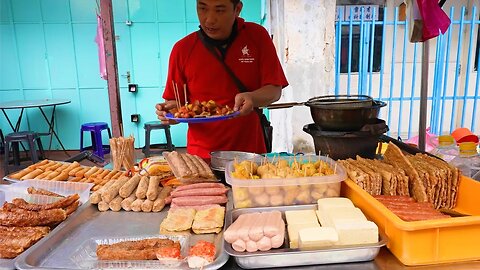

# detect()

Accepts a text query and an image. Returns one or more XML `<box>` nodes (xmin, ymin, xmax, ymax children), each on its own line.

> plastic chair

<box><xmin>4</xmin><ymin>131</ymin><xmax>45</xmax><ymax>174</ymax></box>
<box><xmin>80</xmin><ymin>122</ymin><xmax>112</xmax><ymax>160</ymax></box>
<box><xmin>142</xmin><ymin>121</ymin><xmax>174</xmax><ymax>157</ymax></box>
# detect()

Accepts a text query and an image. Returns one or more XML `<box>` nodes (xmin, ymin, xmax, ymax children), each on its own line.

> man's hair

<box><xmin>231</xmin><ymin>0</ymin><xmax>240</xmax><ymax>6</ymax></box>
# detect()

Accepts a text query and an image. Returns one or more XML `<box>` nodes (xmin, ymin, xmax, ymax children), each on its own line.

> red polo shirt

<box><xmin>163</xmin><ymin>18</ymin><xmax>288</xmax><ymax>159</ymax></box>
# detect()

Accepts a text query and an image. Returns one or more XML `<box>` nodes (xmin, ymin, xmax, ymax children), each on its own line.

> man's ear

<box><xmin>235</xmin><ymin>1</ymin><xmax>243</xmax><ymax>16</ymax></box>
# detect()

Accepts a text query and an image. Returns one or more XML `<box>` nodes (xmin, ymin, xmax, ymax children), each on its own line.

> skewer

<box><xmin>183</xmin><ymin>83</ymin><xmax>188</xmax><ymax>107</ymax></box>
<box><xmin>334</xmin><ymin>163</ymin><xmax>337</xmax><ymax>175</ymax></box>
<box><xmin>171</xmin><ymin>80</ymin><xmax>180</xmax><ymax>109</ymax></box>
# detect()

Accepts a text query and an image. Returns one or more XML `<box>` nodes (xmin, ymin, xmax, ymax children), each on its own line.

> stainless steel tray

<box><xmin>0</xmin><ymin>199</ymin><xmax>91</xmax><ymax>270</ymax></box>
<box><xmin>15</xmin><ymin>202</ymin><xmax>230</xmax><ymax>270</ymax></box>
<box><xmin>224</xmin><ymin>204</ymin><xmax>387</xmax><ymax>269</ymax></box>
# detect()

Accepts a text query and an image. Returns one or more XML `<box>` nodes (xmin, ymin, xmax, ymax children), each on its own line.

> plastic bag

<box><xmin>403</xmin><ymin>127</ymin><xmax>438</xmax><ymax>152</ymax></box>
<box><xmin>405</xmin><ymin>0</ymin><xmax>451</xmax><ymax>42</ymax></box>
<box><xmin>95</xmin><ymin>14</ymin><xmax>107</xmax><ymax>80</ymax></box>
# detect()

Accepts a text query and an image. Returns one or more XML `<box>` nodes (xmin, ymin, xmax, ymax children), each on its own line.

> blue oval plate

<box><xmin>165</xmin><ymin>111</ymin><xmax>240</xmax><ymax>123</ymax></box>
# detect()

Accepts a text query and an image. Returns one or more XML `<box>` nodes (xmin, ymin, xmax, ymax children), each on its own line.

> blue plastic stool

<box><xmin>80</xmin><ymin>122</ymin><xmax>112</xmax><ymax>160</ymax></box>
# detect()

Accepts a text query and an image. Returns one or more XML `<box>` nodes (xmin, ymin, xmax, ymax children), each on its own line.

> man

<box><xmin>156</xmin><ymin>0</ymin><xmax>288</xmax><ymax>159</ymax></box>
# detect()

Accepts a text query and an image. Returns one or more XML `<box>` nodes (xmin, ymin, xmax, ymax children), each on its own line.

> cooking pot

<box><xmin>303</xmin><ymin>119</ymin><xmax>389</xmax><ymax>160</ymax></box>
<box><xmin>266</xmin><ymin>95</ymin><xmax>386</xmax><ymax>131</ymax></box>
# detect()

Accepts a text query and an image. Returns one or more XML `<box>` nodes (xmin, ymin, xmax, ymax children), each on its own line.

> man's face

<box><xmin>197</xmin><ymin>0</ymin><xmax>242</xmax><ymax>40</ymax></box>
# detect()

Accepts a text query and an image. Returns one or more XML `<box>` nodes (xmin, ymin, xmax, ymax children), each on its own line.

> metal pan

<box><xmin>265</xmin><ymin>95</ymin><xmax>374</xmax><ymax>110</ymax></box>
<box><xmin>224</xmin><ymin>204</ymin><xmax>387</xmax><ymax>269</ymax></box>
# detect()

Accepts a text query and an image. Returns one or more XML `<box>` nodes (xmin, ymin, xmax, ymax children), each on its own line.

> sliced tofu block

<box><xmin>285</xmin><ymin>209</ymin><xmax>318</xmax><ymax>226</ymax></box>
<box><xmin>333</xmin><ymin>220</ymin><xmax>378</xmax><ymax>246</ymax></box>
<box><xmin>287</xmin><ymin>223</ymin><xmax>320</xmax><ymax>249</ymax></box>
<box><xmin>319</xmin><ymin>207</ymin><xmax>367</xmax><ymax>227</ymax></box>
<box><xmin>298</xmin><ymin>227</ymin><xmax>338</xmax><ymax>249</ymax></box>
<box><xmin>317</xmin><ymin>197</ymin><xmax>354</xmax><ymax>211</ymax></box>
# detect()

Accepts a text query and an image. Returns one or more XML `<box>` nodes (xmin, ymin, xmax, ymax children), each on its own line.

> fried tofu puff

<box><xmin>301</xmin><ymin>163</ymin><xmax>316</xmax><ymax>176</ymax></box>
<box><xmin>256</xmin><ymin>164</ymin><xmax>276</xmax><ymax>177</ymax></box>
<box><xmin>276</xmin><ymin>159</ymin><xmax>289</xmax><ymax>169</ymax></box>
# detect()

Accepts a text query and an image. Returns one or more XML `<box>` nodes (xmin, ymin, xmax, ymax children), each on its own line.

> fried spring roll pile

<box><xmin>7</xmin><ymin>160</ymin><xmax>126</xmax><ymax>191</ymax></box>
<box><xmin>90</xmin><ymin>174</ymin><xmax>173</xmax><ymax>213</ymax></box>
<box><xmin>0</xmin><ymin>193</ymin><xmax>81</xmax><ymax>259</ymax></box>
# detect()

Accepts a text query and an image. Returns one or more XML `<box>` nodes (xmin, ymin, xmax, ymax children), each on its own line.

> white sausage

<box><xmin>270</xmin><ymin>216</ymin><xmax>285</xmax><ymax>248</ymax></box>
<box><xmin>225</xmin><ymin>213</ymin><xmax>250</xmax><ymax>244</ymax></box>
<box><xmin>236</xmin><ymin>213</ymin><xmax>255</xmax><ymax>242</ymax></box>
<box><xmin>256</xmin><ymin>236</ymin><xmax>272</xmax><ymax>251</ymax></box>
<box><xmin>246</xmin><ymin>240</ymin><xmax>258</xmax><ymax>252</ymax></box>
<box><xmin>232</xmin><ymin>239</ymin><xmax>246</xmax><ymax>252</ymax></box>
<box><xmin>247</xmin><ymin>212</ymin><xmax>264</xmax><ymax>242</ymax></box>
<box><xmin>263</xmin><ymin>211</ymin><xmax>282</xmax><ymax>238</ymax></box>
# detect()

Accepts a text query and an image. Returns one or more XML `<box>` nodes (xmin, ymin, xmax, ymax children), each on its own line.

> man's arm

<box><xmin>234</xmin><ymin>85</ymin><xmax>282</xmax><ymax>116</ymax></box>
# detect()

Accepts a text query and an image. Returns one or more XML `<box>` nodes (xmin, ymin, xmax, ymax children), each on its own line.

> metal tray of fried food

<box><xmin>15</xmin><ymin>201</ymin><xmax>231</xmax><ymax>270</ymax></box>
<box><xmin>224</xmin><ymin>204</ymin><xmax>387</xmax><ymax>269</ymax></box>
<box><xmin>0</xmin><ymin>196</ymin><xmax>90</xmax><ymax>270</ymax></box>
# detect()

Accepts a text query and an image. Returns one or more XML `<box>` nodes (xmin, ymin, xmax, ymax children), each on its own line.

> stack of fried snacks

<box><xmin>110</xmin><ymin>136</ymin><xmax>135</xmax><ymax>171</ymax></box>
<box><xmin>90</xmin><ymin>174</ymin><xmax>172</xmax><ymax>213</ymax></box>
<box><xmin>6</xmin><ymin>160</ymin><xmax>125</xmax><ymax>192</ymax></box>
<box><xmin>338</xmin><ymin>142</ymin><xmax>461</xmax><ymax>209</ymax></box>
<box><xmin>0</xmin><ymin>191</ymin><xmax>81</xmax><ymax>258</ymax></box>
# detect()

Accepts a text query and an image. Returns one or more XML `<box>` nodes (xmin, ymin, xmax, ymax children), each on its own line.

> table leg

<box><xmin>38</xmin><ymin>106</ymin><xmax>71</xmax><ymax>157</ymax></box>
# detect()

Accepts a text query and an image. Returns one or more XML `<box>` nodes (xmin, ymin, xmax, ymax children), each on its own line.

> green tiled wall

<box><xmin>0</xmin><ymin>0</ymin><xmax>265</xmax><ymax>150</ymax></box>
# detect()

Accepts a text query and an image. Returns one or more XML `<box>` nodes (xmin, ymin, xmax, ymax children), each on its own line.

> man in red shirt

<box><xmin>156</xmin><ymin>0</ymin><xmax>288</xmax><ymax>159</ymax></box>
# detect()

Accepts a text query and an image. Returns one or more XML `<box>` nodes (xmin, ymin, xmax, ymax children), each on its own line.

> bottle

<box><xmin>431</xmin><ymin>135</ymin><xmax>458</xmax><ymax>163</ymax></box>
<box><xmin>450</xmin><ymin>142</ymin><xmax>480</xmax><ymax>181</ymax></box>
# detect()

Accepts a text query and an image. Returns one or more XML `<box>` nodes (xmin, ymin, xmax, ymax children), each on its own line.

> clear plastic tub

<box><xmin>71</xmin><ymin>234</ymin><xmax>189</xmax><ymax>269</ymax></box>
<box><xmin>0</xmin><ymin>180</ymin><xmax>93</xmax><ymax>204</ymax></box>
<box><xmin>225</xmin><ymin>155</ymin><xmax>347</xmax><ymax>208</ymax></box>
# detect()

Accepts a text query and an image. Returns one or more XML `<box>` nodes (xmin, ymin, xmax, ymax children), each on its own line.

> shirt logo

<box><xmin>239</xmin><ymin>44</ymin><xmax>254</xmax><ymax>63</ymax></box>
<box><xmin>242</xmin><ymin>45</ymin><xmax>250</xmax><ymax>56</ymax></box>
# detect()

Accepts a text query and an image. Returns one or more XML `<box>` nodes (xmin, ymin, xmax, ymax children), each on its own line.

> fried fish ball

<box><xmin>296</xmin><ymin>190</ymin><xmax>312</xmax><ymax>204</ymax></box>
<box><xmin>254</xmin><ymin>193</ymin><xmax>270</xmax><ymax>206</ymax></box>
<box><xmin>233</xmin><ymin>187</ymin><xmax>249</xmax><ymax>201</ymax></box>
<box><xmin>248</xmin><ymin>186</ymin><xmax>265</xmax><ymax>195</ymax></box>
<box><xmin>265</xmin><ymin>186</ymin><xmax>281</xmax><ymax>195</ymax></box>
<box><xmin>310</xmin><ymin>190</ymin><xmax>325</xmax><ymax>200</ymax></box>
<box><xmin>235</xmin><ymin>199</ymin><xmax>252</xmax><ymax>208</ymax></box>
<box><xmin>290</xmin><ymin>161</ymin><xmax>302</xmax><ymax>170</ymax></box>
<box><xmin>283</xmin><ymin>188</ymin><xmax>300</xmax><ymax>205</ymax></box>
<box><xmin>313</xmin><ymin>183</ymin><xmax>328</xmax><ymax>194</ymax></box>
<box><xmin>269</xmin><ymin>194</ymin><xmax>284</xmax><ymax>206</ymax></box>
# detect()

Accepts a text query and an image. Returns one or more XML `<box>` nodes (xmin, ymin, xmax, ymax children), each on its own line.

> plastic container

<box><xmin>71</xmin><ymin>234</ymin><xmax>189</xmax><ymax>269</ymax></box>
<box><xmin>450</xmin><ymin>142</ymin><xmax>480</xmax><ymax>181</ymax></box>
<box><xmin>451</xmin><ymin>127</ymin><xmax>479</xmax><ymax>144</ymax></box>
<box><xmin>430</xmin><ymin>135</ymin><xmax>459</xmax><ymax>163</ymax></box>
<box><xmin>342</xmin><ymin>176</ymin><xmax>480</xmax><ymax>266</ymax></box>
<box><xmin>226</xmin><ymin>155</ymin><xmax>347</xmax><ymax>208</ymax></box>
<box><xmin>0</xmin><ymin>180</ymin><xmax>93</xmax><ymax>204</ymax></box>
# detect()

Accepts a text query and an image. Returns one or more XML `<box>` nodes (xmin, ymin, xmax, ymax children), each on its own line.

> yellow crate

<box><xmin>341</xmin><ymin>176</ymin><xmax>480</xmax><ymax>266</ymax></box>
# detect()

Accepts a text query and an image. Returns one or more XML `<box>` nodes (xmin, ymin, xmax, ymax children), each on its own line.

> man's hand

<box><xmin>234</xmin><ymin>92</ymin><xmax>255</xmax><ymax>116</ymax></box>
<box><xmin>155</xmin><ymin>100</ymin><xmax>179</xmax><ymax>125</ymax></box>
<box><xmin>234</xmin><ymin>85</ymin><xmax>282</xmax><ymax>116</ymax></box>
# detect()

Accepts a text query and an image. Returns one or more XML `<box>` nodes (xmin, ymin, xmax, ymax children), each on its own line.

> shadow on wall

<box><xmin>292</xmin><ymin>137</ymin><xmax>315</xmax><ymax>154</ymax></box>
